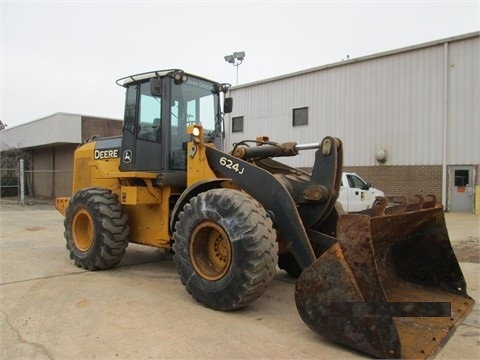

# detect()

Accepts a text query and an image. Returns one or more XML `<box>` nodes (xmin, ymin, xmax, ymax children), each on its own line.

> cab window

<box><xmin>138</xmin><ymin>82</ymin><xmax>162</xmax><ymax>142</ymax></box>
<box><xmin>347</xmin><ymin>174</ymin><xmax>368</xmax><ymax>189</ymax></box>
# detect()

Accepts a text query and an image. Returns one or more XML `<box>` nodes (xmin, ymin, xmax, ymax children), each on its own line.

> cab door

<box><xmin>345</xmin><ymin>173</ymin><xmax>369</xmax><ymax>212</ymax></box>
<box><xmin>121</xmin><ymin>81</ymin><xmax>163</xmax><ymax>172</ymax></box>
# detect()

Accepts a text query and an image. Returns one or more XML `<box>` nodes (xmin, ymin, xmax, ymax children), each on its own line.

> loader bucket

<box><xmin>295</xmin><ymin>206</ymin><xmax>475</xmax><ymax>359</ymax></box>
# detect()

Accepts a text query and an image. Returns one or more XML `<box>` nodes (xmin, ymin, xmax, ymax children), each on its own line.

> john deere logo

<box><xmin>94</xmin><ymin>148</ymin><xmax>119</xmax><ymax>160</ymax></box>
<box><xmin>123</xmin><ymin>150</ymin><xmax>132</xmax><ymax>163</ymax></box>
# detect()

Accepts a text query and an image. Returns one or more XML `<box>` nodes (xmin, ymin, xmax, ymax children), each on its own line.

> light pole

<box><xmin>224</xmin><ymin>51</ymin><xmax>245</xmax><ymax>85</ymax></box>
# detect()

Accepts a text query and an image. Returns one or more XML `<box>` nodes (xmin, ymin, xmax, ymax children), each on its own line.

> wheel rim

<box><xmin>72</xmin><ymin>209</ymin><xmax>94</xmax><ymax>251</ymax></box>
<box><xmin>189</xmin><ymin>221</ymin><xmax>232</xmax><ymax>281</ymax></box>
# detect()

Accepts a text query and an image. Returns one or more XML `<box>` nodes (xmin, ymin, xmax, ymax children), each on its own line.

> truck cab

<box><xmin>338</xmin><ymin>172</ymin><xmax>384</xmax><ymax>212</ymax></box>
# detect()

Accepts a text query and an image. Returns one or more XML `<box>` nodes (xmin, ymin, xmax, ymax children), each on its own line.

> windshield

<box><xmin>170</xmin><ymin>76</ymin><xmax>220</xmax><ymax>137</ymax></box>
<box><xmin>169</xmin><ymin>75</ymin><xmax>221</xmax><ymax>170</ymax></box>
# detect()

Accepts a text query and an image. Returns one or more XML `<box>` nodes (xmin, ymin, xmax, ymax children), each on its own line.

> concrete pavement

<box><xmin>0</xmin><ymin>201</ymin><xmax>479</xmax><ymax>359</ymax></box>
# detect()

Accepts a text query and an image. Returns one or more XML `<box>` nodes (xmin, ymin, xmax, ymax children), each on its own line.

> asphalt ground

<box><xmin>0</xmin><ymin>199</ymin><xmax>479</xmax><ymax>360</ymax></box>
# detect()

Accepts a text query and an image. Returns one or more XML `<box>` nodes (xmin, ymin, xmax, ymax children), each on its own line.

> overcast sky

<box><xmin>1</xmin><ymin>0</ymin><xmax>479</xmax><ymax>127</ymax></box>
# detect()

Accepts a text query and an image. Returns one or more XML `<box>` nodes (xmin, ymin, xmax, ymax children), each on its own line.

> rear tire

<box><xmin>64</xmin><ymin>187</ymin><xmax>129</xmax><ymax>270</ymax></box>
<box><xmin>173</xmin><ymin>188</ymin><xmax>278</xmax><ymax>310</ymax></box>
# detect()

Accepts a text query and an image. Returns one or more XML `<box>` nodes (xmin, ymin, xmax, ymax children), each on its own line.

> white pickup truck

<box><xmin>338</xmin><ymin>172</ymin><xmax>384</xmax><ymax>212</ymax></box>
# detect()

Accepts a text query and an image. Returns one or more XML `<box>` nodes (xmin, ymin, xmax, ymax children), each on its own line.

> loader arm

<box><xmin>205</xmin><ymin>137</ymin><xmax>342</xmax><ymax>269</ymax></box>
<box><xmin>205</xmin><ymin>145</ymin><xmax>315</xmax><ymax>269</ymax></box>
<box><xmin>229</xmin><ymin>138</ymin><xmax>343</xmax><ymax>229</ymax></box>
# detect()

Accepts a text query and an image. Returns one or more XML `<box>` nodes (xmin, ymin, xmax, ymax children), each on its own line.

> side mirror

<box><xmin>150</xmin><ymin>78</ymin><xmax>162</xmax><ymax>97</ymax></box>
<box><xmin>224</xmin><ymin>97</ymin><xmax>233</xmax><ymax>114</ymax></box>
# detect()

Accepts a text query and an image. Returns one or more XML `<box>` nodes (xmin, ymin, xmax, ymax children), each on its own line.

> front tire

<box><xmin>64</xmin><ymin>187</ymin><xmax>129</xmax><ymax>270</ymax></box>
<box><xmin>173</xmin><ymin>188</ymin><xmax>278</xmax><ymax>310</ymax></box>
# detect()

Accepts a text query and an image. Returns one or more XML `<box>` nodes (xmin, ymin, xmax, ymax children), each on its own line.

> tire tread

<box><xmin>64</xmin><ymin>187</ymin><xmax>129</xmax><ymax>270</ymax></box>
<box><xmin>173</xmin><ymin>188</ymin><xmax>278</xmax><ymax>310</ymax></box>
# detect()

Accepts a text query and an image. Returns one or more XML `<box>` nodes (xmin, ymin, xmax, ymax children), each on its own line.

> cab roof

<box><xmin>115</xmin><ymin>69</ymin><xmax>217</xmax><ymax>87</ymax></box>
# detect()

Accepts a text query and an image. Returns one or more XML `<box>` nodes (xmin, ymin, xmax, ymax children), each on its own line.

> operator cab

<box><xmin>116</xmin><ymin>69</ymin><xmax>231</xmax><ymax>181</ymax></box>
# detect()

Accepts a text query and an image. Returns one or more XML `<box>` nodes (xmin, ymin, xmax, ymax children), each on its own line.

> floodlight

<box><xmin>233</xmin><ymin>51</ymin><xmax>245</xmax><ymax>61</ymax></box>
<box><xmin>224</xmin><ymin>51</ymin><xmax>246</xmax><ymax>85</ymax></box>
<box><xmin>224</xmin><ymin>55</ymin><xmax>235</xmax><ymax>63</ymax></box>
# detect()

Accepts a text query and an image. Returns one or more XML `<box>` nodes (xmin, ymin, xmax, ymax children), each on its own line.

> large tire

<box><xmin>173</xmin><ymin>188</ymin><xmax>278</xmax><ymax>310</ymax></box>
<box><xmin>64</xmin><ymin>187</ymin><xmax>129</xmax><ymax>270</ymax></box>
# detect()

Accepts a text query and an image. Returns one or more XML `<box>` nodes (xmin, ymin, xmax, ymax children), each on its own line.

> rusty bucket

<box><xmin>295</xmin><ymin>205</ymin><xmax>475</xmax><ymax>359</ymax></box>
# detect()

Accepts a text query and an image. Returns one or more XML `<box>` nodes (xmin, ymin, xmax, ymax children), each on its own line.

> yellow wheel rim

<box><xmin>189</xmin><ymin>221</ymin><xmax>232</xmax><ymax>281</ymax></box>
<box><xmin>72</xmin><ymin>209</ymin><xmax>94</xmax><ymax>251</ymax></box>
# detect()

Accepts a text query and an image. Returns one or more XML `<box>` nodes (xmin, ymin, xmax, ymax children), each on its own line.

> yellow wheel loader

<box><xmin>56</xmin><ymin>69</ymin><xmax>474</xmax><ymax>359</ymax></box>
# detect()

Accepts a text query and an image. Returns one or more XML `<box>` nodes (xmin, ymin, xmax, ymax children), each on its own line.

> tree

<box><xmin>0</xmin><ymin>147</ymin><xmax>32</xmax><ymax>197</ymax></box>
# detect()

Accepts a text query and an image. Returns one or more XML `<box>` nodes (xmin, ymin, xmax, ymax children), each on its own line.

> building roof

<box><xmin>232</xmin><ymin>31</ymin><xmax>480</xmax><ymax>90</ymax></box>
<box><xmin>0</xmin><ymin>112</ymin><xmax>121</xmax><ymax>150</ymax></box>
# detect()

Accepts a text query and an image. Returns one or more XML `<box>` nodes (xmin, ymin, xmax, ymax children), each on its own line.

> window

<box><xmin>232</xmin><ymin>116</ymin><xmax>244</xmax><ymax>133</ymax></box>
<box><xmin>347</xmin><ymin>174</ymin><xmax>369</xmax><ymax>190</ymax></box>
<box><xmin>138</xmin><ymin>82</ymin><xmax>162</xmax><ymax>142</ymax></box>
<box><xmin>293</xmin><ymin>107</ymin><xmax>308</xmax><ymax>126</ymax></box>
<box><xmin>169</xmin><ymin>76</ymin><xmax>219</xmax><ymax>170</ymax></box>
<box><xmin>454</xmin><ymin>170</ymin><xmax>469</xmax><ymax>186</ymax></box>
<box><xmin>123</xmin><ymin>84</ymin><xmax>137</xmax><ymax>133</ymax></box>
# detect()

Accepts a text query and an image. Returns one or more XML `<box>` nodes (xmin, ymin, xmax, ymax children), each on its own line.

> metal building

<box><xmin>225</xmin><ymin>32</ymin><xmax>480</xmax><ymax>213</ymax></box>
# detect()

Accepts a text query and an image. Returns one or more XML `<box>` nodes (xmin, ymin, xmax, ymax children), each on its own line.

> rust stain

<box><xmin>25</xmin><ymin>226</ymin><xmax>46</xmax><ymax>231</ymax></box>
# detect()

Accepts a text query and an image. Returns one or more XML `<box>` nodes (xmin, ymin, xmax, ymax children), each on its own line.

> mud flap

<box><xmin>295</xmin><ymin>206</ymin><xmax>475</xmax><ymax>359</ymax></box>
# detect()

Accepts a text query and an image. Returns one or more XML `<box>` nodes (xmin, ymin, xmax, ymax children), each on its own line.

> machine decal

<box><xmin>94</xmin><ymin>148</ymin><xmax>120</xmax><ymax>160</ymax></box>
<box><xmin>219</xmin><ymin>156</ymin><xmax>244</xmax><ymax>174</ymax></box>
<box><xmin>123</xmin><ymin>150</ymin><xmax>132</xmax><ymax>163</ymax></box>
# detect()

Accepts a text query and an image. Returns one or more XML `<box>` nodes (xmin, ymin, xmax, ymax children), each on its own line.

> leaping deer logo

<box><xmin>123</xmin><ymin>150</ymin><xmax>132</xmax><ymax>163</ymax></box>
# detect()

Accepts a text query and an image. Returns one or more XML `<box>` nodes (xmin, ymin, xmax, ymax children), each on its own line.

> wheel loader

<box><xmin>55</xmin><ymin>69</ymin><xmax>474</xmax><ymax>359</ymax></box>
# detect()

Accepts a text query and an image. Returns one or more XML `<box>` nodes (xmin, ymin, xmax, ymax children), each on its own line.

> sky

<box><xmin>1</xmin><ymin>0</ymin><xmax>479</xmax><ymax>127</ymax></box>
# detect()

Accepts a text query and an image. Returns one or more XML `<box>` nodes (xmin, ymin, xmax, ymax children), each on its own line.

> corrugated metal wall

<box><xmin>447</xmin><ymin>37</ymin><xmax>480</xmax><ymax>165</ymax></box>
<box><xmin>226</xmin><ymin>33</ymin><xmax>479</xmax><ymax>168</ymax></box>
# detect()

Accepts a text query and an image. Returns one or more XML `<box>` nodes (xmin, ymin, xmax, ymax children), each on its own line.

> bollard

<box><xmin>19</xmin><ymin>159</ymin><xmax>25</xmax><ymax>205</ymax></box>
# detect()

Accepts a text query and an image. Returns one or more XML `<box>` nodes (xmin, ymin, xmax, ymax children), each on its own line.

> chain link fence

<box><xmin>0</xmin><ymin>167</ymin><xmax>18</xmax><ymax>197</ymax></box>
<box><xmin>1</xmin><ymin>159</ymin><xmax>72</xmax><ymax>204</ymax></box>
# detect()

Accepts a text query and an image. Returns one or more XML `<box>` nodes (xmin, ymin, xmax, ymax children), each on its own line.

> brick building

<box><xmin>0</xmin><ymin>113</ymin><xmax>122</xmax><ymax>198</ymax></box>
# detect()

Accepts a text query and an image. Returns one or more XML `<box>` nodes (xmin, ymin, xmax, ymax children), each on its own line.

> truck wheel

<box><xmin>64</xmin><ymin>187</ymin><xmax>129</xmax><ymax>270</ymax></box>
<box><xmin>173</xmin><ymin>188</ymin><xmax>278</xmax><ymax>310</ymax></box>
